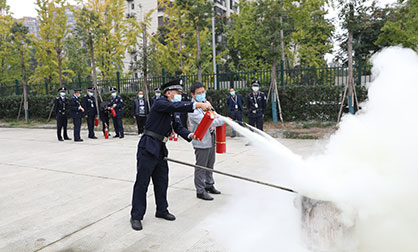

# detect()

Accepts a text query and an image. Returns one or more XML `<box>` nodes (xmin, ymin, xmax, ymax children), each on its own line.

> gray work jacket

<box><xmin>188</xmin><ymin>103</ymin><xmax>225</xmax><ymax>149</ymax></box>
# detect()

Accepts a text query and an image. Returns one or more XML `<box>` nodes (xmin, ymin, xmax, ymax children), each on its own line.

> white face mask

<box><xmin>172</xmin><ymin>94</ymin><xmax>182</xmax><ymax>102</ymax></box>
<box><xmin>138</xmin><ymin>94</ymin><xmax>144</xmax><ymax>98</ymax></box>
<box><xmin>156</xmin><ymin>93</ymin><xmax>161</xmax><ymax>97</ymax></box>
<box><xmin>111</xmin><ymin>93</ymin><xmax>117</xmax><ymax>98</ymax></box>
<box><xmin>60</xmin><ymin>92</ymin><xmax>66</xmax><ymax>97</ymax></box>
<box><xmin>252</xmin><ymin>87</ymin><xmax>259</xmax><ymax>92</ymax></box>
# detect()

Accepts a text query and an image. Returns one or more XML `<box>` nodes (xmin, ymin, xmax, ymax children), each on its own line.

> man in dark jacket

<box><xmin>54</xmin><ymin>87</ymin><xmax>71</xmax><ymax>141</ymax></box>
<box><xmin>109</xmin><ymin>87</ymin><xmax>124</xmax><ymax>138</ymax></box>
<box><xmin>69</xmin><ymin>88</ymin><xmax>84</xmax><ymax>142</ymax></box>
<box><xmin>227</xmin><ymin>88</ymin><xmax>245</xmax><ymax>137</ymax></box>
<box><xmin>130</xmin><ymin>79</ymin><xmax>212</xmax><ymax>231</ymax></box>
<box><xmin>132</xmin><ymin>90</ymin><xmax>150</xmax><ymax>135</ymax></box>
<box><xmin>99</xmin><ymin>101</ymin><xmax>111</xmax><ymax>137</ymax></box>
<box><xmin>246</xmin><ymin>80</ymin><xmax>267</xmax><ymax>130</ymax></box>
<box><xmin>82</xmin><ymin>87</ymin><xmax>98</xmax><ymax>139</ymax></box>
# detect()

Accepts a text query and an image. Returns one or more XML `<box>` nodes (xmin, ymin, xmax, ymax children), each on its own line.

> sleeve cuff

<box><xmin>192</xmin><ymin>102</ymin><xmax>196</xmax><ymax>110</ymax></box>
<box><xmin>188</xmin><ymin>133</ymin><xmax>193</xmax><ymax>139</ymax></box>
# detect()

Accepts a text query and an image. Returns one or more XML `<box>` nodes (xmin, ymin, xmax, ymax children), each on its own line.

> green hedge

<box><xmin>0</xmin><ymin>86</ymin><xmax>367</xmax><ymax>121</ymax></box>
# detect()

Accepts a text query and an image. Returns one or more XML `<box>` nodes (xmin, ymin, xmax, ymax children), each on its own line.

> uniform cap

<box><xmin>161</xmin><ymin>79</ymin><xmax>183</xmax><ymax>93</ymax></box>
<box><xmin>74</xmin><ymin>88</ymin><xmax>82</xmax><ymax>92</ymax></box>
<box><xmin>87</xmin><ymin>87</ymin><xmax>95</xmax><ymax>92</ymax></box>
<box><xmin>251</xmin><ymin>80</ymin><xmax>260</xmax><ymax>87</ymax></box>
<box><xmin>58</xmin><ymin>87</ymin><xmax>67</xmax><ymax>92</ymax></box>
<box><xmin>110</xmin><ymin>87</ymin><xmax>117</xmax><ymax>92</ymax></box>
<box><xmin>154</xmin><ymin>88</ymin><xmax>161</xmax><ymax>93</ymax></box>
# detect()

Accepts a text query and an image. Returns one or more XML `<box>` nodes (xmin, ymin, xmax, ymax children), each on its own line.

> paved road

<box><xmin>0</xmin><ymin>128</ymin><xmax>317</xmax><ymax>252</ymax></box>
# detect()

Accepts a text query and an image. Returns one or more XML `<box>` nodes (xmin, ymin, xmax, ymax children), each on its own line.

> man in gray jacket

<box><xmin>188</xmin><ymin>82</ymin><xmax>225</xmax><ymax>200</ymax></box>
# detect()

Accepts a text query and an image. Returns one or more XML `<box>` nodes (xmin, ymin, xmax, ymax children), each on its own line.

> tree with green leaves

<box><xmin>10</xmin><ymin>21</ymin><xmax>33</xmax><ymax>120</ymax></box>
<box><xmin>32</xmin><ymin>0</ymin><xmax>72</xmax><ymax>87</ymax></box>
<box><xmin>289</xmin><ymin>0</ymin><xmax>334</xmax><ymax>67</ymax></box>
<box><xmin>177</xmin><ymin>0</ymin><xmax>214</xmax><ymax>82</ymax></box>
<box><xmin>64</xmin><ymin>36</ymin><xmax>91</xmax><ymax>78</ymax></box>
<box><xmin>376</xmin><ymin>0</ymin><xmax>418</xmax><ymax>51</ymax></box>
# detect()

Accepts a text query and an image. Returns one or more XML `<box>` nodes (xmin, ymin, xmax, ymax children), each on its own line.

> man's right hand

<box><xmin>196</xmin><ymin>102</ymin><xmax>212</xmax><ymax>112</ymax></box>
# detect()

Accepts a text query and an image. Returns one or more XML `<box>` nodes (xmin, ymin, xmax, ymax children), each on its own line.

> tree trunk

<box><xmin>20</xmin><ymin>48</ymin><xmax>28</xmax><ymax>121</ymax></box>
<box><xmin>89</xmin><ymin>38</ymin><xmax>101</xmax><ymax>115</ymax></box>
<box><xmin>57</xmin><ymin>49</ymin><xmax>63</xmax><ymax>88</ymax></box>
<box><xmin>280</xmin><ymin>15</ymin><xmax>285</xmax><ymax>65</ymax></box>
<box><xmin>196</xmin><ymin>26</ymin><xmax>202</xmax><ymax>83</ymax></box>
<box><xmin>142</xmin><ymin>23</ymin><xmax>151</xmax><ymax>109</ymax></box>
<box><xmin>179</xmin><ymin>31</ymin><xmax>183</xmax><ymax>70</ymax></box>
<box><xmin>347</xmin><ymin>4</ymin><xmax>354</xmax><ymax>114</ymax></box>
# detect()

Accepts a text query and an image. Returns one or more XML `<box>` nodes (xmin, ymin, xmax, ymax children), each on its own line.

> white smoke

<box><xmin>207</xmin><ymin>47</ymin><xmax>418</xmax><ymax>252</ymax></box>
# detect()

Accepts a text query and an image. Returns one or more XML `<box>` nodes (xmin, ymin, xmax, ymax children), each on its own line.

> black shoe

<box><xmin>113</xmin><ymin>135</ymin><xmax>120</xmax><ymax>138</ymax></box>
<box><xmin>89</xmin><ymin>136</ymin><xmax>98</xmax><ymax>139</ymax></box>
<box><xmin>74</xmin><ymin>139</ymin><xmax>84</xmax><ymax>142</ymax></box>
<box><xmin>155</xmin><ymin>212</ymin><xmax>176</xmax><ymax>221</ymax></box>
<box><xmin>197</xmin><ymin>192</ymin><xmax>214</xmax><ymax>201</ymax></box>
<box><xmin>119</xmin><ymin>136</ymin><xmax>124</xmax><ymax>139</ymax></box>
<box><xmin>64</xmin><ymin>137</ymin><xmax>71</xmax><ymax>140</ymax></box>
<box><xmin>205</xmin><ymin>186</ymin><xmax>221</xmax><ymax>194</ymax></box>
<box><xmin>130</xmin><ymin>218</ymin><xmax>143</xmax><ymax>231</ymax></box>
<box><xmin>58</xmin><ymin>138</ymin><xmax>64</xmax><ymax>141</ymax></box>
<box><xmin>231</xmin><ymin>134</ymin><xmax>236</xmax><ymax>138</ymax></box>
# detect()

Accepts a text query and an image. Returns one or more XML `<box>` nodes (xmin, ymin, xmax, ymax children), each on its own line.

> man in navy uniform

<box><xmin>227</xmin><ymin>88</ymin><xmax>244</xmax><ymax>137</ymax></box>
<box><xmin>109</xmin><ymin>87</ymin><xmax>124</xmax><ymax>138</ymax></box>
<box><xmin>150</xmin><ymin>87</ymin><xmax>161</xmax><ymax>106</ymax></box>
<box><xmin>69</xmin><ymin>88</ymin><xmax>85</xmax><ymax>142</ymax></box>
<box><xmin>130</xmin><ymin>79</ymin><xmax>212</xmax><ymax>231</ymax></box>
<box><xmin>82</xmin><ymin>87</ymin><xmax>98</xmax><ymax>139</ymax></box>
<box><xmin>246</xmin><ymin>80</ymin><xmax>266</xmax><ymax>130</ymax></box>
<box><xmin>54</xmin><ymin>87</ymin><xmax>71</xmax><ymax>141</ymax></box>
<box><xmin>132</xmin><ymin>90</ymin><xmax>149</xmax><ymax>135</ymax></box>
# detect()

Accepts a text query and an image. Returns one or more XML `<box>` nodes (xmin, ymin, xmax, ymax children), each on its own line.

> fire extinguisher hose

<box><xmin>164</xmin><ymin>157</ymin><xmax>297</xmax><ymax>194</ymax></box>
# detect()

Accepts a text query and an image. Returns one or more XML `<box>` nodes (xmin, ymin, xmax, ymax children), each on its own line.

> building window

<box><xmin>131</xmin><ymin>3</ymin><xmax>134</xmax><ymax>9</ymax></box>
<box><xmin>230</xmin><ymin>0</ymin><xmax>234</xmax><ymax>9</ymax></box>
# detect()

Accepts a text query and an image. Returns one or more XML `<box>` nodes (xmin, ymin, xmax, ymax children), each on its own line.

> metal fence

<box><xmin>0</xmin><ymin>63</ymin><xmax>372</xmax><ymax>97</ymax></box>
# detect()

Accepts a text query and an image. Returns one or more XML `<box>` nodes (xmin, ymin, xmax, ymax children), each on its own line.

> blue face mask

<box><xmin>156</xmin><ymin>93</ymin><xmax>161</xmax><ymax>97</ymax></box>
<box><xmin>75</xmin><ymin>93</ymin><xmax>80</xmax><ymax>98</ymax></box>
<box><xmin>195</xmin><ymin>92</ymin><xmax>206</xmax><ymax>102</ymax></box>
<box><xmin>172</xmin><ymin>94</ymin><xmax>182</xmax><ymax>102</ymax></box>
<box><xmin>111</xmin><ymin>93</ymin><xmax>116</xmax><ymax>98</ymax></box>
<box><xmin>88</xmin><ymin>92</ymin><xmax>94</xmax><ymax>97</ymax></box>
<box><xmin>138</xmin><ymin>95</ymin><xmax>144</xmax><ymax>98</ymax></box>
<box><xmin>230</xmin><ymin>91</ymin><xmax>235</xmax><ymax>96</ymax></box>
<box><xmin>60</xmin><ymin>92</ymin><xmax>66</xmax><ymax>97</ymax></box>
<box><xmin>252</xmin><ymin>87</ymin><xmax>259</xmax><ymax>92</ymax></box>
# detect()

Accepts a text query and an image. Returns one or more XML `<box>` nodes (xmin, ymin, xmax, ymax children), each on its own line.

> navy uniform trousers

<box><xmin>57</xmin><ymin>115</ymin><xmax>69</xmax><ymax>139</ymax></box>
<box><xmin>112</xmin><ymin>115</ymin><xmax>124</xmax><ymax>137</ymax></box>
<box><xmin>248</xmin><ymin>114</ymin><xmax>263</xmax><ymax>130</ymax></box>
<box><xmin>86</xmin><ymin>115</ymin><xmax>95</xmax><ymax>138</ymax></box>
<box><xmin>73</xmin><ymin>118</ymin><xmax>82</xmax><ymax>140</ymax></box>
<box><xmin>131</xmin><ymin>140</ymin><xmax>169</xmax><ymax>220</ymax></box>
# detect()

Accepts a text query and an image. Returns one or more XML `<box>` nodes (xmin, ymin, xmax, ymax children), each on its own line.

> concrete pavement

<box><xmin>0</xmin><ymin>128</ymin><xmax>318</xmax><ymax>252</ymax></box>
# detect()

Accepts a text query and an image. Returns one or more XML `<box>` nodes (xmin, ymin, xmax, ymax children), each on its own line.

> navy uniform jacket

<box><xmin>150</xmin><ymin>96</ymin><xmax>161</xmax><ymax>107</ymax></box>
<box><xmin>81</xmin><ymin>95</ymin><xmax>97</xmax><ymax>117</ymax></box>
<box><xmin>132</xmin><ymin>98</ymin><xmax>149</xmax><ymax>117</ymax></box>
<box><xmin>246</xmin><ymin>91</ymin><xmax>267</xmax><ymax>117</ymax></box>
<box><xmin>109</xmin><ymin>95</ymin><xmax>123</xmax><ymax>117</ymax></box>
<box><xmin>139</xmin><ymin>96</ymin><xmax>194</xmax><ymax>158</ymax></box>
<box><xmin>54</xmin><ymin>96</ymin><xmax>69</xmax><ymax>117</ymax></box>
<box><xmin>69</xmin><ymin>95</ymin><xmax>83</xmax><ymax>119</ymax></box>
<box><xmin>227</xmin><ymin>94</ymin><xmax>245</xmax><ymax>113</ymax></box>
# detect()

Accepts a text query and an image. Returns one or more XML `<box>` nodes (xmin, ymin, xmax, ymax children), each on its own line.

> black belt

<box><xmin>144</xmin><ymin>130</ymin><xmax>168</xmax><ymax>143</ymax></box>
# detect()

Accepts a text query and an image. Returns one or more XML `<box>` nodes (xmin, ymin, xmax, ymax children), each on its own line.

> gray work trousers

<box><xmin>194</xmin><ymin>135</ymin><xmax>216</xmax><ymax>194</ymax></box>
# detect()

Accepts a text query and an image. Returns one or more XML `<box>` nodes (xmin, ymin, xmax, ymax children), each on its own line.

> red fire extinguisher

<box><xmin>95</xmin><ymin>117</ymin><xmax>99</xmax><ymax>126</ymax></box>
<box><xmin>216</xmin><ymin>123</ymin><xmax>226</xmax><ymax>154</ymax></box>
<box><xmin>110</xmin><ymin>107</ymin><xmax>116</xmax><ymax>117</ymax></box>
<box><xmin>174</xmin><ymin>133</ymin><xmax>178</xmax><ymax>141</ymax></box>
<box><xmin>194</xmin><ymin>111</ymin><xmax>215</xmax><ymax>140</ymax></box>
<box><xmin>104</xmin><ymin>126</ymin><xmax>109</xmax><ymax>139</ymax></box>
